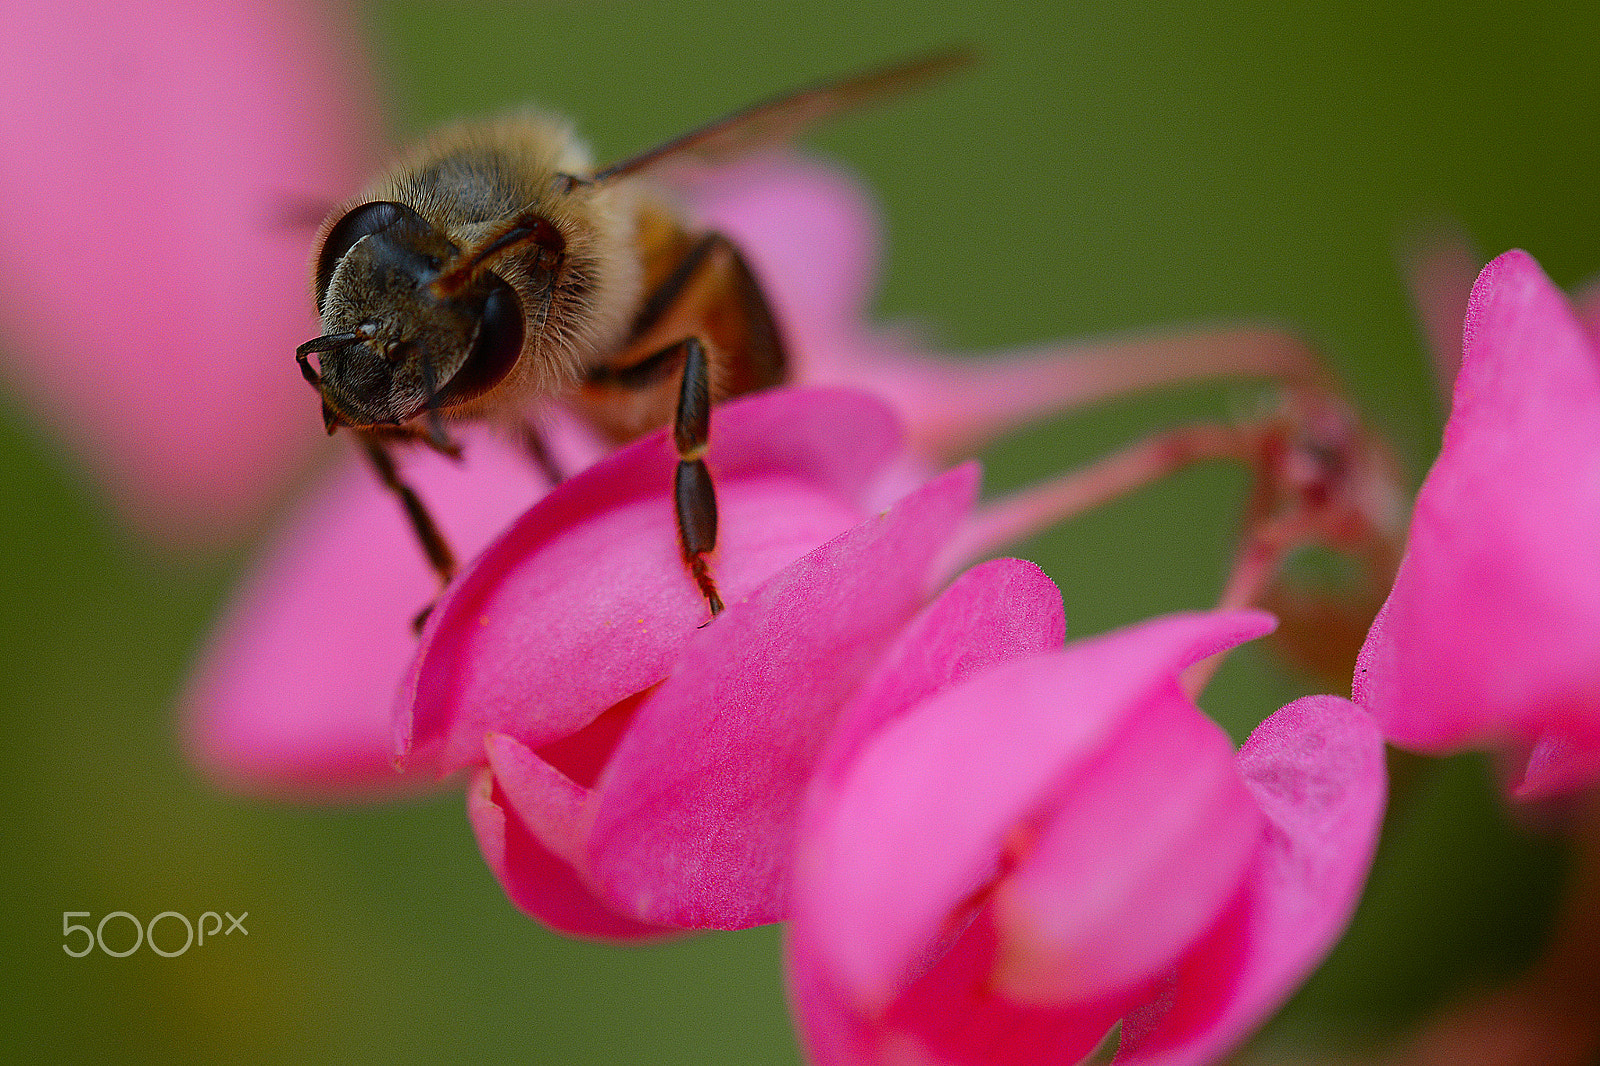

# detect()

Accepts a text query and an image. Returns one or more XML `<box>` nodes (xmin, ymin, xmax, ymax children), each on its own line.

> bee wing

<box><xmin>590</xmin><ymin>46</ymin><xmax>973</xmax><ymax>186</ymax></box>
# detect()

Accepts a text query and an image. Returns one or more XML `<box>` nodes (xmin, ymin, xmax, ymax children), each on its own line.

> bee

<box><xmin>296</xmin><ymin>49</ymin><xmax>970</xmax><ymax>618</ymax></box>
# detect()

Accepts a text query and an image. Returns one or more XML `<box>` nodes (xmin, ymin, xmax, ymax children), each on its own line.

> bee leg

<box><xmin>671</xmin><ymin>336</ymin><xmax>725</xmax><ymax>618</ymax></box>
<box><xmin>358</xmin><ymin>433</ymin><xmax>458</xmax><ymax>630</ymax></box>
<box><xmin>592</xmin><ymin>334</ymin><xmax>724</xmax><ymax>616</ymax></box>
<box><xmin>585</xmin><ymin>333</ymin><xmax>726</xmax><ymax>619</ymax></box>
<box><xmin>518</xmin><ymin>420</ymin><xmax>566</xmax><ymax>485</ymax></box>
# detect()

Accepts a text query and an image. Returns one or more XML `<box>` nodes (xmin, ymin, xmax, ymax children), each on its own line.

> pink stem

<box><xmin>1183</xmin><ymin>513</ymin><xmax>1311</xmax><ymax>697</ymax></box>
<box><xmin>844</xmin><ymin>326</ymin><xmax>1328</xmax><ymax>463</ymax></box>
<box><xmin>940</xmin><ymin>422</ymin><xmax>1253</xmax><ymax>579</ymax></box>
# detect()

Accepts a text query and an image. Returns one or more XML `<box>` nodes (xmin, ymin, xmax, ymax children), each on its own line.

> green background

<box><xmin>2</xmin><ymin>0</ymin><xmax>1593</xmax><ymax>1062</ymax></box>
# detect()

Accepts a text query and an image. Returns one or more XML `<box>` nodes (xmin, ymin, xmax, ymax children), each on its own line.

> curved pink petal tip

<box><xmin>467</xmin><ymin>761</ymin><xmax>672</xmax><ymax>941</ymax></box>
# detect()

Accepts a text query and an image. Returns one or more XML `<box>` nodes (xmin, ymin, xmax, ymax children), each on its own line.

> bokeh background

<box><xmin>3</xmin><ymin>1</ymin><xmax>1596</xmax><ymax>1062</ymax></box>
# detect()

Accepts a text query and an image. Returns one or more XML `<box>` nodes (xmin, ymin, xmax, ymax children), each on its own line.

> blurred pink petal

<box><xmin>1573</xmin><ymin>275</ymin><xmax>1600</xmax><ymax>349</ymax></box>
<box><xmin>1355</xmin><ymin>250</ymin><xmax>1600</xmax><ymax>797</ymax></box>
<box><xmin>1513</xmin><ymin>733</ymin><xmax>1600</xmax><ymax>800</ymax></box>
<box><xmin>790</xmin><ymin>611</ymin><xmax>1386</xmax><ymax>1066</ymax></box>
<box><xmin>1401</xmin><ymin>230</ymin><xmax>1481</xmax><ymax>395</ymax></box>
<box><xmin>686</xmin><ymin>157</ymin><xmax>878</xmax><ymax>361</ymax></box>
<box><xmin>183</xmin><ymin>427</ymin><xmax>550</xmax><ymax>797</ymax></box>
<box><xmin>0</xmin><ymin>0</ymin><xmax>376</xmax><ymax>541</ymax></box>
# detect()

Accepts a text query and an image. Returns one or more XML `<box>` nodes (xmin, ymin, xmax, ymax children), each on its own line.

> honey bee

<box><xmin>296</xmin><ymin>49</ymin><xmax>970</xmax><ymax>618</ymax></box>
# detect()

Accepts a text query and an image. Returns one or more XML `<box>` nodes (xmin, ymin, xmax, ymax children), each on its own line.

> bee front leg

<box><xmin>358</xmin><ymin>433</ymin><xmax>458</xmax><ymax>629</ymax></box>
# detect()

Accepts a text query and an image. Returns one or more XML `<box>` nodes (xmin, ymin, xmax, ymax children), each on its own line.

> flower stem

<box><xmin>846</xmin><ymin>326</ymin><xmax>1331</xmax><ymax>462</ymax></box>
<box><xmin>940</xmin><ymin>421</ymin><xmax>1256</xmax><ymax>578</ymax></box>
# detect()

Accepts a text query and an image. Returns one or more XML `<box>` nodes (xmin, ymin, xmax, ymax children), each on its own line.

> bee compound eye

<box><xmin>314</xmin><ymin>201</ymin><xmax>429</xmax><ymax>307</ymax></box>
<box><xmin>441</xmin><ymin>275</ymin><xmax>524</xmax><ymax>407</ymax></box>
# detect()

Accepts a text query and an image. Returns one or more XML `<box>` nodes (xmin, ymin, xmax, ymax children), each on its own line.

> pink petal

<box><xmin>818</xmin><ymin>556</ymin><xmax>1068</xmax><ymax>782</ymax></box>
<box><xmin>1116</xmin><ymin>694</ymin><xmax>1387</xmax><ymax>1065</ymax></box>
<box><xmin>794</xmin><ymin>610</ymin><xmax>1275</xmax><ymax>1016</ymax></box>
<box><xmin>486</xmin><ymin>731</ymin><xmax>591</xmax><ymax>870</ymax></box>
<box><xmin>1355</xmin><ymin>251</ymin><xmax>1600</xmax><ymax>784</ymax></box>
<box><xmin>584</xmin><ymin>463</ymin><xmax>981</xmax><ymax>929</ymax></box>
<box><xmin>400</xmin><ymin>388</ymin><xmax>904</xmax><ymax>778</ymax></box>
<box><xmin>466</xmin><ymin>763</ymin><xmax>670</xmax><ymax>941</ymax></box>
<box><xmin>789</xmin><ymin>907</ymin><xmax>1123</xmax><ymax>1066</ymax></box>
<box><xmin>991</xmin><ymin>682</ymin><xmax>1262</xmax><ymax>1007</ymax></box>
<box><xmin>183</xmin><ymin>430</ymin><xmax>548</xmax><ymax>798</ymax></box>
<box><xmin>0</xmin><ymin>0</ymin><xmax>377</xmax><ymax>542</ymax></box>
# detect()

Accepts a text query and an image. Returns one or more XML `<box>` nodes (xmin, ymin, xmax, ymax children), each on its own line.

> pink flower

<box><xmin>790</xmin><ymin>591</ymin><xmax>1387</xmax><ymax>1066</ymax></box>
<box><xmin>0</xmin><ymin>0</ymin><xmax>376</xmax><ymax>542</ymax></box>
<box><xmin>1356</xmin><ymin>250</ymin><xmax>1600</xmax><ymax>798</ymax></box>
<box><xmin>403</xmin><ymin>386</ymin><xmax>979</xmax><ymax>936</ymax></box>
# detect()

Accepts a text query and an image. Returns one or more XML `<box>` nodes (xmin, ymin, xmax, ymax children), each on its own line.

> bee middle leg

<box><xmin>578</xmin><ymin>230</ymin><xmax>787</xmax><ymax>620</ymax></box>
<box><xmin>588</xmin><ymin>336</ymin><xmax>725</xmax><ymax>618</ymax></box>
<box><xmin>671</xmin><ymin>337</ymin><xmax>724</xmax><ymax>617</ymax></box>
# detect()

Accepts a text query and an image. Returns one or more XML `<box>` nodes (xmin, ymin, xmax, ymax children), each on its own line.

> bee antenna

<box><xmin>297</xmin><ymin>332</ymin><xmax>359</xmax><ymax>355</ymax></box>
<box><xmin>430</xmin><ymin>215</ymin><xmax>565</xmax><ymax>298</ymax></box>
<box><xmin>296</xmin><ymin>331</ymin><xmax>361</xmax><ymax>387</ymax></box>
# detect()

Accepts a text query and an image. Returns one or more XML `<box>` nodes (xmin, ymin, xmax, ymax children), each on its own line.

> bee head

<box><xmin>298</xmin><ymin>201</ymin><xmax>525</xmax><ymax>432</ymax></box>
